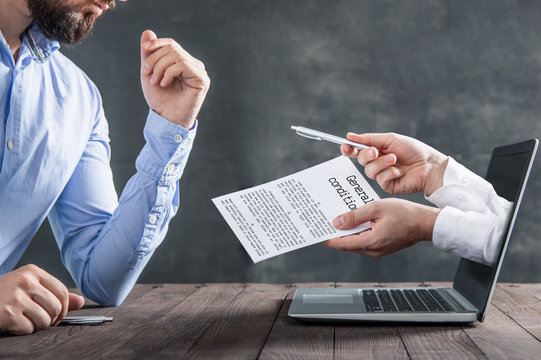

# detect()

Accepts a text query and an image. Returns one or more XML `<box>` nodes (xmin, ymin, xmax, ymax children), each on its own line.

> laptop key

<box><xmin>377</xmin><ymin>290</ymin><xmax>398</xmax><ymax>312</ymax></box>
<box><xmin>390</xmin><ymin>290</ymin><xmax>414</xmax><ymax>311</ymax></box>
<box><xmin>362</xmin><ymin>290</ymin><xmax>382</xmax><ymax>312</ymax></box>
<box><xmin>428</xmin><ymin>289</ymin><xmax>454</xmax><ymax>312</ymax></box>
<box><xmin>417</xmin><ymin>289</ymin><xmax>444</xmax><ymax>312</ymax></box>
<box><xmin>404</xmin><ymin>290</ymin><xmax>429</xmax><ymax>311</ymax></box>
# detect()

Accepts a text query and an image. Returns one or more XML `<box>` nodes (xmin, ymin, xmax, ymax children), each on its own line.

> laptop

<box><xmin>288</xmin><ymin>139</ymin><xmax>539</xmax><ymax>323</ymax></box>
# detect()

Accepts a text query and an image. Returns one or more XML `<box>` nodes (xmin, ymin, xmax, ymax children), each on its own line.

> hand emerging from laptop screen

<box><xmin>324</xmin><ymin>198</ymin><xmax>440</xmax><ymax>257</ymax></box>
<box><xmin>324</xmin><ymin>132</ymin><xmax>448</xmax><ymax>257</ymax></box>
<box><xmin>340</xmin><ymin>132</ymin><xmax>449</xmax><ymax>196</ymax></box>
<box><xmin>326</xmin><ymin>131</ymin><xmax>514</xmax><ymax>265</ymax></box>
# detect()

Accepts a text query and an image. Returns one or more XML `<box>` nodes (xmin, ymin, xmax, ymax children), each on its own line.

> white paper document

<box><xmin>212</xmin><ymin>156</ymin><xmax>380</xmax><ymax>263</ymax></box>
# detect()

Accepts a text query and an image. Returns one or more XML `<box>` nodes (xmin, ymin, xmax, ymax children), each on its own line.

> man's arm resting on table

<box><xmin>48</xmin><ymin>110</ymin><xmax>196</xmax><ymax>306</ymax></box>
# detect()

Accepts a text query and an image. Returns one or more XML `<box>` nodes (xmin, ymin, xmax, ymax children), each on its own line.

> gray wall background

<box><xmin>18</xmin><ymin>0</ymin><xmax>541</xmax><ymax>286</ymax></box>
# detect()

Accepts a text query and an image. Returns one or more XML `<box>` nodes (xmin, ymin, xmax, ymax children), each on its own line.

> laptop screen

<box><xmin>453</xmin><ymin>139</ymin><xmax>538</xmax><ymax>321</ymax></box>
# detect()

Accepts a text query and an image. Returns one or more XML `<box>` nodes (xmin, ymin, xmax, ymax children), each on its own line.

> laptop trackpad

<box><xmin>302</xmin><ymin>294</ymin><xmax>354</xmax><ymax>304</ymax></box>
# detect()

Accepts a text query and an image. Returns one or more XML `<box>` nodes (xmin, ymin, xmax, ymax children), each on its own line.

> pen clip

<box><xmin>294</xmin><ymin>129</ymin><xmax>322</xmax><ymax>141</ymax></box>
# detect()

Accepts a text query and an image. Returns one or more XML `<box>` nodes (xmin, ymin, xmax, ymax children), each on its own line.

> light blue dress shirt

<box><xmin>0</xmin><ymin>24</ymin><xmax>196</xmax><ymax>306</ymax></box>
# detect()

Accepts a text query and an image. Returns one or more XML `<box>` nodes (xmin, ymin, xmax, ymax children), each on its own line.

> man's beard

<box><xmin>25</xmin><ymin>0</ymin><xmax>115</xmax><ymax>45</ymax></box>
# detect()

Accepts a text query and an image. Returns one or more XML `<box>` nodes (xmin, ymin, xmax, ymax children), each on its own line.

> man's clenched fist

<box><xmin>0</xmin><ymin>265</ymin><xmax>84</xmax><ymax>335</ymax></box>
<box><xmin>140</xmin><ymin>30</ymin><xmax>210</xmax><ymax>129</ymax></box>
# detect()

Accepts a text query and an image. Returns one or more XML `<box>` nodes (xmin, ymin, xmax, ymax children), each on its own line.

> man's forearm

<box><xmin>68</xmin><ymin>169</ymin><xmax>183</xmax><ymax>306</ymax></box>
<box><xmin>79</xmin><ymin>117</ymin><xmax>195</xmax><ymax>305</ymax></box>
<box><xmin>52</xmin><ymin>111</ymin><xmax>196</xmax><ymax>306</ymax></box>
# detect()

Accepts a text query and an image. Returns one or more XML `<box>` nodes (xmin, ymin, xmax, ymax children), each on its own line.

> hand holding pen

<box><xmin>292</xmin><ymin>127</ymin><xmax>449</xmax><ymax>196</ymax></box>
<box><xmin>340</xmin><ymin>132</ymin><xmax>449</xmax><ymax>196</ymax></box>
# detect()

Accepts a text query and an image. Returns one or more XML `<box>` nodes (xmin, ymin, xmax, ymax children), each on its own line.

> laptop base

<box><xmin>288</xmin><ymin>287</ymin><xmax>478</xmax><ymax>323</ymax></box>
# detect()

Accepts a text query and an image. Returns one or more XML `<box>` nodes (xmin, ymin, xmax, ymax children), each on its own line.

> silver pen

<box><xmin>59</xmin><ymin>315</ymin><xmax>113</xmax><ymax>325</ymax></box>
<box><xmin>291</xmin><ymin>126</ymin><xmax>368</xmax><ymax>150</ymax></box>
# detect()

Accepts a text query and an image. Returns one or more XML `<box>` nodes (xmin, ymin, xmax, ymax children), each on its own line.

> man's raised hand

<box><xmin>140</xmin><ymin>30</ymin><xmax>210</xmax><ymax>129</ymax></box>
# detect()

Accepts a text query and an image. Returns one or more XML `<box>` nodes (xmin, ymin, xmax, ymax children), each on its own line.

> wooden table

<box><xmin>1</xmin><ymin>282</ymin><xmax>541</xmax><ymax>359</ymax></box>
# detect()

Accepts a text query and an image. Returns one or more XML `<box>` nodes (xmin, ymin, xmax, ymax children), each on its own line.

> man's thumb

<box><xmin>140</xmin><ymin>29</ymin><xmax>158</xmax><ymax>58</ymax></box>
<box><xmin>332</xmin><ymin>204</ymin><xmax>374</xmax><ymax>230</ymax></box>
<box><xmin>68</xmin><ymin>293</ymin><xmax>85</xmax><ymax>311</ymax></box>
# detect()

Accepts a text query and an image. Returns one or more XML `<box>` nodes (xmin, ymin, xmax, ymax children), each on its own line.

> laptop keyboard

<box><xmin>362</xmin><ymin>289</ymin><xmax>454</xmax><ymax>312</ymax></box>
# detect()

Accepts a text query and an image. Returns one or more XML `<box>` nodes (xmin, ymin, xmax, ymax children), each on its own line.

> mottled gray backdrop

<box><xmin>18</xmin><ymin>0</ymin><xmax>541</xmax><ymax>285</ymax></box>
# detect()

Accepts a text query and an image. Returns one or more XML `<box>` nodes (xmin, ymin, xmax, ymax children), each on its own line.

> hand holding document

<box><xmin>212</xmin><ymin>156</ymin><xmax>379</xmax><ymax>263</ymax></box>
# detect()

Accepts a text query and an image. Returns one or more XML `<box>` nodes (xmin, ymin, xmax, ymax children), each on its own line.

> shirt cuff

<box><xmin>426</xmin><ymin>183</ymin><xmax>493</xmax><ymax>213</ymax></box>
<box><xmin>429</xmin><ymin>157</ymin><xmax>496</xmax><ymax>201</ymax></box>
<box><xmin>426</xmin><ymin>157</ymin><xmax>491</xmax><ymax>212</ymax></box>
<box><xmin>426</xmin><ymin>157</ymin><xmax>512</xmax><ymax>216</ymax></box>
<box><xmin>135</xmin><ymin>109</ymin><xmax>197</xmax><ymax>183</ymax></box>
<box><xmin>432</xmin><ymin>206</ymin><xmax>502</xmax><ymax>265</ymax></box>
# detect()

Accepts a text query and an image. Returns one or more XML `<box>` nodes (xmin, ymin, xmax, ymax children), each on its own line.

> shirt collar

<box><xmin>23</xmin><ymin>22</ymin><xmax>60</xmax><ymax>64</ymax></box>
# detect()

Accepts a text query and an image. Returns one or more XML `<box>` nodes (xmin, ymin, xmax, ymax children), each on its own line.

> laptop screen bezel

<box><xmin>452</xmin><ymin>139</ymin><xmax>538</xmax><ymax>322</ymax></box>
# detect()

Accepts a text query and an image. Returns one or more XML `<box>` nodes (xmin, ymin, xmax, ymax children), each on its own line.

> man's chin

<box><xmin>26</xmin><ymin>0</ymin><xmax>99</xmax><ymax>45</ymax></box>
<box><xmin>61</xmin><ymin>15</ymin><xmax>98</xmax><ymax>44</ymax></box>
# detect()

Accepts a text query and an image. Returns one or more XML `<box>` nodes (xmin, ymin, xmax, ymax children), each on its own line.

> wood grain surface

<box><xmin>1</xmin><ymin>283</ymin><xmax>540</xmax><ymax>360</ymax></box>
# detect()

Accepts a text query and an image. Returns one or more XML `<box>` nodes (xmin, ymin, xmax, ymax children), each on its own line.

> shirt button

<box><xmin>166</xmin><ymin>164</ymin><xmax>176</xmax><ymax>173</ymax></box>
<box><xmin>149</xmin><ymin>214</ymin><xmax>157</xmax><ymax>224</ymax></box>
<box><xmin>173</xmin><ymin>134</ymin><xmax>183</xmax><ymax>143</ymax></box>
<box><xmin>7</xmin><ymin>140</ymin><xmax>14</xmax><ymax>150</ymax></box>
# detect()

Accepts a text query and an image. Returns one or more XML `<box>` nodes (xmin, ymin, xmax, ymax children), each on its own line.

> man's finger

<box><xmin>142</xmin><ymin>45</ymin><xmax>173</xmax><ymax>76</ymax></box>
<box><xmin>140</xmin><ymin>29</ymin><xmax>158</xmax><ymax>63</ymax></box>
<box><xmin>22</xmin><ymin>302</ymin><xmax>51</xmax><ymax>332</ymax></box>
<box><xmin>142</xmin><ymin>37</ymin><xmax>181</xmax><ymax>52</ymax></box>
<box><xmin>9</xmin><ymin>315</ymin><xmax>35</xmax><ymax>336</ymax></box>
<box><xmin>37</xmin><ymin>270</ymin><xmax>69</xmax><ymax>327</ymax></box>
<box><xmin>363</xmin><ymin>153</ymin><xmax>396</xmax><ymax>179</ymax></box>
<box><xmin>192</xmin><ymin>57</ymin><xmax>205</xmax><ymax>71</ymax></box>
<box><xmin>355</xmin><ymin>147</ymin><xmax>380</xmax><ymax>167</ymax></box>
<box><xmin>332</xmin><ymin>203</ymin><xmax>377</xmax><ymax>230</ymax></box>
<box><xmin>67</xmin><ymin>293</ymin><xmax>85</xmax><ymax>311</ymax></box>
<box><xmin>144</xmin><ymin>49</ymin><xmax>202</xmax><ymax>80</ymax></box>
<box><xmin>324</xmin><ymin>232</ymin><xmax>372</xmax><ymax>252</ymax></box>
<box><xmin>161</xmin><ymin>61</ymin><xmax>208</xmax><ymax>89</ymax></box>
<box><xmin>340</xmin><ymin>144</ymin><xmax>359</xmax><ymax>158</ymax></box>
<box><xmin>347</xmin><ymin>132</ymin><xmax>397</xmax><ymax>151</ymax></box>
<box><xmin>29</xmin><ymin>285</ymin><xmax>63</xmax><ymax>325</ymax></box>
<box><xmin>146</xmin><ymin>50</ymin><xmax>182</xmax><ymax>84</ymax></box>
<box><xmin>50</xmin><ymin>293</ymin><xmax>84</xmax><ymax>327</ymax></box>
<box><xmin>150</xmin><ymin>53</ymin><xmax>202</xmax><ymax>87</ymax></box>
<box><xmin>375</xmin><ymin>166</ymin><xmax>404</xmax><ymax>194</ymax></box>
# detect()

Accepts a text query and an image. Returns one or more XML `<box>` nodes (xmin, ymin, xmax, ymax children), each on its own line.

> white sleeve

<box><xmin>431</xmin><ymin>207</ymin><xmax>510</xmax><ymax>265</ymax></box>
<box><xmin>426</xmin><ymin>157</ymin><xmax>513</xmax><ymax>265</ymax></box>
<box><xmin>427</xmin><ymin>157</ymin><xmax>510</xmax><ymax>216</ymax></box>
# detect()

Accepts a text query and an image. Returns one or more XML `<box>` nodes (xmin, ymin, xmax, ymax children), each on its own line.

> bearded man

<box><xmin>0</xmin><ymin>0</ymin><xmax>210</xmax><ymax>335</ymax></box>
